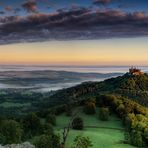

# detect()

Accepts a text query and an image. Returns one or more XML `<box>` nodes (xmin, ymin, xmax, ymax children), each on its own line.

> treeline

<box><xmin>39</xmin><ymin>82</ymin><xmax>99</xmax><ymax>109</ymax></box>
<box><xmin>44</xmin><ymin>73</ymin><xmax>148</xmax><ymax>108</ymax></box>
<box><xmin>113</xmin><ymin>89</ymin><xmax>148</xmax><ymax>106</ymax></box>
<box><xmin>0</xmin><ymin>112</ymin><xmax>61</xmax><ymax>148</ymax></box>
<box><xmin>0</xmin><ymin>91</ymin><xmax>52</xmax><ymax>117</ymax></box>
<box><xmin>103</xmin><ymin>73</ymin><xmax>148</xmax><ymax>91</ymax></box>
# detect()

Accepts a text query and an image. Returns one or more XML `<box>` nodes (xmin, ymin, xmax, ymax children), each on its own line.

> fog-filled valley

<box><xmin>0</xmin><ymin>65</ymin><xmax>147</xmax><ymax>92</ymax></box>
<box><xmin>0</xmin><ymin>65</ymin><xmax>126</xmax><ymax>92</ymax></box>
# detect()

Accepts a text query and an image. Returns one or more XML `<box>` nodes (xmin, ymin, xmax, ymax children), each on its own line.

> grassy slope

<box><xmin>55</xmin><ymin>108</ymin><xmax>135</xmax><ymax>148</ymax></box>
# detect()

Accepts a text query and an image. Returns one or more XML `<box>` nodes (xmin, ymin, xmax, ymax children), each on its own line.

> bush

<box><xmin>65</xmin><ymin>104</ymin><xmax>73</xmax><ymax>116</ymax></box>
<box><xmin>0</xmin><ymin>120</ymin><xmax>22</xmax><ymax>144</ymax></box>
<box><xmin>54</xmin><ymin>105</ymin><xmax>66</xmax><ymax>115</ymax></box>
<box><xmin>83</xmin><ymin>102</ymin><xmax>96</xmax><ymax>115</ymax></box>
<box><xmin>116</xmin><ymin>104</ymin><xmax>126</xmax><ymax>117</ymax></box>
<box><xmin>125</xmin><ymin>113</ymin><xmax>137</xmax><ymax>131</ymax></box>
<box><xmin>72</xmin><ymin>135</ymin><xmax>93</xmax><ymax>148</ymax></box>
<box><xmin>130</xmin><ymin>130</ymin><xmax>144</xmax><ymax>147</ymax></box>
<box><xmin>43</xmin><ymin>123</ymin><xmax>53</xmax><ymax>135</ymax></box>
<box><xmin>35</xmin><ymin>134</ymin><xmax>60</xmax><ymax>148</ymax></box>
<box><xmin>22</xmin><ymin>113</ymin><xmax>41</xmax><ymax>137</ymax></box>
<box><xmin>143</xmin><ymin>127</ymin><xmax>148</xmax><ymax>145</ymax></box>
<box><xmin>46</xmin><ymin>114</ymin><xmax>56</xmax><ymax>126</ymax></box>
<box><xmin>99</xmin><ymin>107</ymin><xmax>109</xmax><ymax>121</ymax></box>
<box><xmin>0</xmin><ymin>133</ymin><xmax>6</xmax><ymax>144</ymax></box>
<box><xmin>35</xmin><ymin>134</ymin><xmax>52</xmax><ymax>148</ymax></box>
<box><xmin>72</xmin><ymin>117</ymin><xmax>84</xmax><ymax>130</ymax></box>
<box><xmin>51</xmin><ymin>134</ymin><xmax>61</xmax><ymax>148</ymax></box>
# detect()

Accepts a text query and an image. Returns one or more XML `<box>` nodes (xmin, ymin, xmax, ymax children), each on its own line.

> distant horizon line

<box><xmin>0</xmin><ymin>64</ymin><xmax>147</xmax><ymax>67</ymax></box>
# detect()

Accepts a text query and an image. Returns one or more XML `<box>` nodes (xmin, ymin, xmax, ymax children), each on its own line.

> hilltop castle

<box><xmin>129</xmin><ymin>67</ymin><xmax>144</xmax><ymax>76</ymax></box>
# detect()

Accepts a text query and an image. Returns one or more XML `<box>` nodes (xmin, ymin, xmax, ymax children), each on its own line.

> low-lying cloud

<box><xmin>0</xmin><ymin>7</ymin><xmax>148</xmax><ymax>44</ymax></box>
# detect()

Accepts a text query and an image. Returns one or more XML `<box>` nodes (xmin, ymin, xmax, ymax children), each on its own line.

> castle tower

<box><xmin>129</xmin><ymin>67</ymin><xmax>144</xmax><ymax>76</ymax></box>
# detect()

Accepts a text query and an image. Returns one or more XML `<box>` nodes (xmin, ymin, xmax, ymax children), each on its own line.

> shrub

<box><xmin>65</xmin><ymin>104</ymin><xmax>73</xmax><ymax>116</ymax></box>
<box><xmin>46</xmin><ymin>114</ymin><xmax>56</xmax><ymax>126</ymax></box>
<box><xmin>83</xmin><ymin>102</ymin><xmax>96</xmax><ymax>115</ymax></box>
<box><xmin>72</xmin><ymin>117</ymin><xmax>84</xmax><ymax>130</ymax></box>
<box><xmin>43</xmin><ymin>123</ymin><xmax>53</xmax><ymax>135</ymax></box>
<box><xmin>72</xmin><ymin>135</ymin><xmax>93</xmax><ymax>148</ymax></box>
<box><xmin>35</xmin><ymin>134</ymin><xmax>60</xmax><ymax>148</ymax></box>
<box><xmin>99</xmin><ymin>107</ymin><xmax>109</xmax><ymax>121</ymax></box>
<box><xmin>116</xmin><ymin>104</ymin><xmax>126</xmax><ymax>117</ymax></box>
<box><xmin>130</xmin><ymin>130</ymin><xmax>144</xmax><ymax>147</ymax></box>
<box><xmin>54</xmin><ymin>105</ymin><xmax>66</xmax><ymax>115</ymax></box>
<box><xmin>143</xmin><ymin>127</ymin><xmax>148</xmax><ymax>145</ymax></box>
<box><xmin>35</xmin><ymin>134</ymin><xmax>52</xmax><ymax>148</ymax></box>
<box><xmin>0</xmin><ymin>120</ymin><xmax>22</xmax><ymax>144</ymax></box>
<box><xmin>51</xmin><ymin>134</ymin><xmax>61</xmax><ymax>148</ymax></box>
<box><xmin>22</xmin><ymin>113</ymin><xmax>41</xmax><ymax>137</ymax></box>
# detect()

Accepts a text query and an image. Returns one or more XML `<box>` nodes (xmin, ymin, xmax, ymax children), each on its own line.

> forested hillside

<box><xmin>44</xmin><ymin>73</ymin><xmax>148</xmax><ymax>108</ymax></box>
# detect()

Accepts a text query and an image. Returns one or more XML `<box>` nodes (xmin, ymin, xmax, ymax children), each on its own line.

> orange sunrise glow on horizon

<box><xmin>0</xmin><ymin>37</ymin><xmax>148</xmax><ymax>66</ymax></box>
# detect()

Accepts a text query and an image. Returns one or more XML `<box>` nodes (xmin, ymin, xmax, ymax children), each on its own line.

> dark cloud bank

<box><xmin>22</xmin><ymin>0</ymin><xmax>38</xmax><ymax>13</ymax></box>
<box><xmin>93</xmin><ymin>0</ymin><xmax>112</xmax><ymax>6</ymax></box>
<box><xmin>0</xmin><ymin>7</ymin><xmax>148</xmax><ymax>44</ymax></box>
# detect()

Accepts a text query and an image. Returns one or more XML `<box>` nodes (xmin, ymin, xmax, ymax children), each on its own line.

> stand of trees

<box><xmin>72</xmin><ymin>117</ymin><xmax>84</xmax><ymax>130</ymax></box>
<box><xmin>0</xmin><ymin>120</ymin><xmax>22</xmax><ymax>144</ymax></box>
<box><xmin>99</xmin><ymin>107</ymin><xmax>109</xmax><ymax>121</ymax></box>
<box><xmin>83</xmin><ymin>99</ymin><xmax>96</xmax><ymax>115</ymax></box>
<box><xmin>0</xmin><ymin>112</ymin><xmax>60</xmax><ymax>147</ymax></box>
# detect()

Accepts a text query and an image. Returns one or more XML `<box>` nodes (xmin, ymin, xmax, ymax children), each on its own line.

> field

<box><xmin>55</xmin><ymin>108</ymin><xmax>136</xmax><ymax>148</ymax></box>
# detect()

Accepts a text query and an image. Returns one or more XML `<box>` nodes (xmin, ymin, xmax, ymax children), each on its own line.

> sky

<box><xmin>0</xmin><ymin>37</ymin><xmax>148</xmax><ymax>66</ymax></box>
<box><xmin>0</xmin><ymin>0</ymin><xmax>148</xmax><ymax>66</ymax></box>
<box><xmin>0</xmin><ymin>0</ymin><xmax>148</xmax><ymax>14</ymax></box>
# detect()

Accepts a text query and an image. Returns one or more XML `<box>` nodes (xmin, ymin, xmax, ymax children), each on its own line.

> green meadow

<box><xmin>55</xmin><ymin>108</ymin><xmax>136</xmax><ymax>148</ymax></box>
